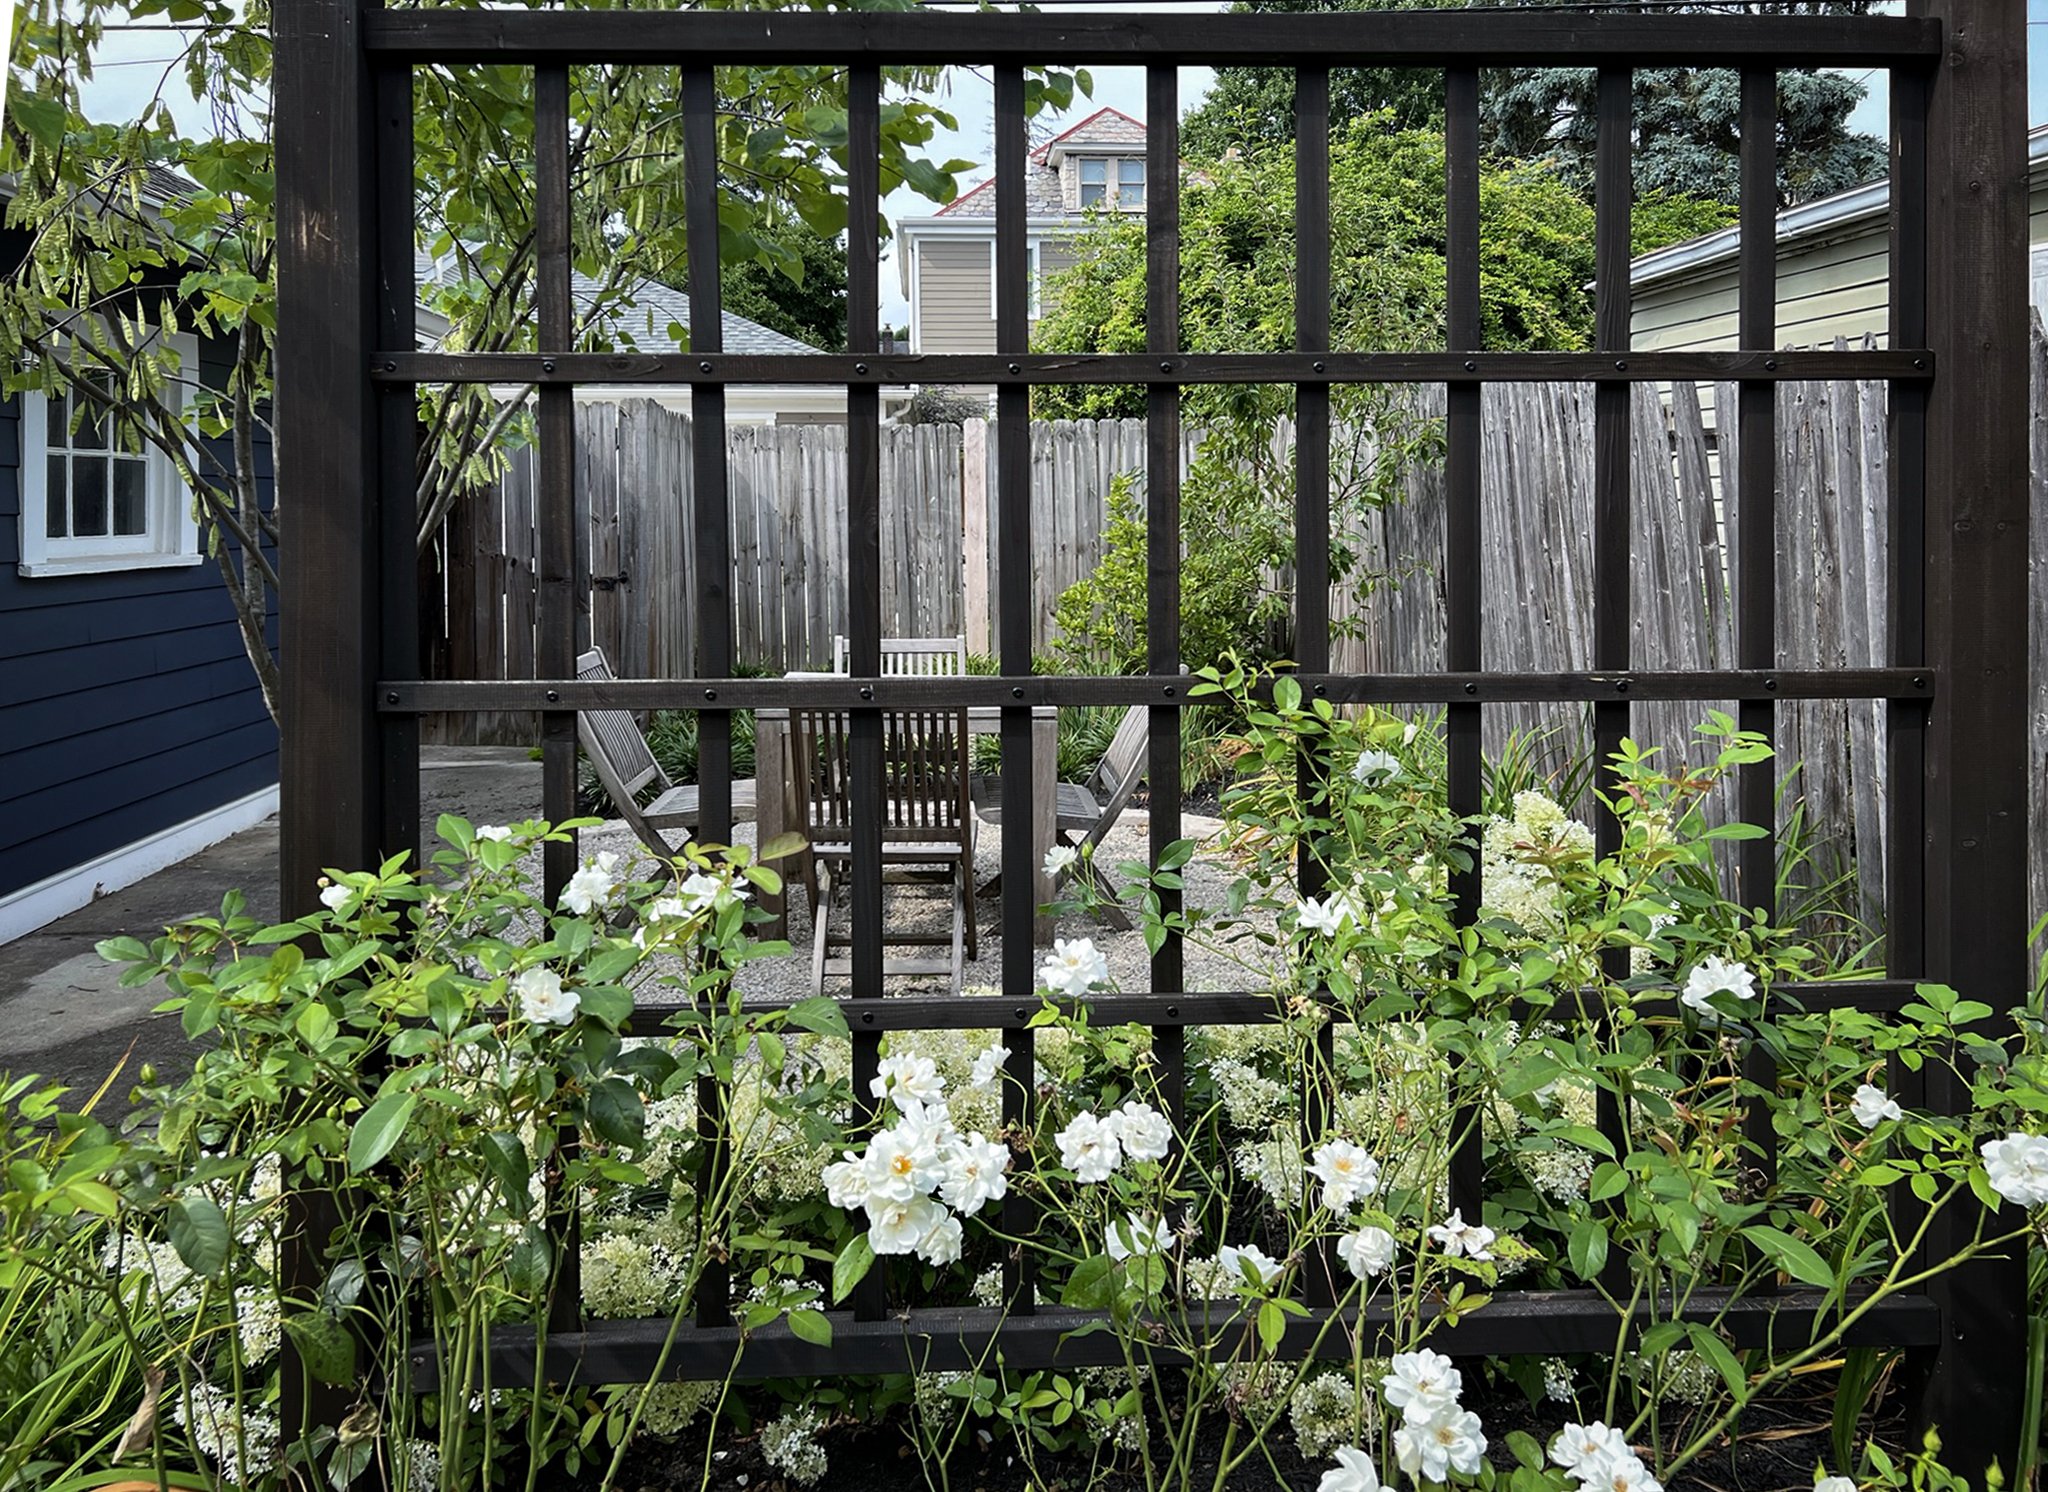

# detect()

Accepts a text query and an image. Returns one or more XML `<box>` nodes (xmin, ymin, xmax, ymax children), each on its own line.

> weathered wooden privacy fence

<box><xmin>280</xmin><ymin>0</ymin><xmax>2027</xmax><ymax>1469</ymax></box>
<box><xmin>417</xmin><ymin>349</ymin><xmax>2048</xmax><ymax>929</ymax></box>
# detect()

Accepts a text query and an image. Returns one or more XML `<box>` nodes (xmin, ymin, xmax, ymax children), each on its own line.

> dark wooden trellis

<box><xmin>274</xmin><ymin>0</ymin><xmax>2029</xmax><ymax>1469</ymax></box>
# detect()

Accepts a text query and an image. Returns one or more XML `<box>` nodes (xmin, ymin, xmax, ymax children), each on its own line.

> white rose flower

<box><xmin>1815</xmin><ymin>1477</ymin><xmax>1858</xmax><ymax>1492</ymax></box>
<box><xmin>1981</xmin><ymin>1132</ymin><xmax>2048</xmax><ymax>1208</ymax></box>
<box><xmin>1296</xmin><ymin>896</ymin><xmax>1349</xmax><ymax>937</ymax></box>
<box><xmin>1550</xmin><ymin>1422</ymin><xmax>1634</xmax><ymax>1477</ymax></box>
<box><xmin>866</xmin><ymin>1194</ymin><xmax>946</xmax><ymax>1256</ymax></box>
<box><xmin>1105</xmin><ymin>1213</ymin><xmax>1172</xmax><ymax>1262</ymax></box>
<box><xmin>1318</xmin><ymin>1445</ymin><xmax>1382</xmax><ymax>1492</ymax></box>
<box><xmin>646</xmin><ymin>896</ymin><xmax>688</xmax><ymax>922</ymax></box>
<box><xmin>679</xmin><ymin>870</ymin><xmax>747</xmax><ymax>913</ymax></box>
<box><xmin>1681</xmin><ymin>954</ymin><xmax>1758</xmax><ymax>1016</ymax></box>
<box><xmin>938</xmin><ymin>1133</ymin><xmax>1010</xmax><ymax>1216</ymax></box>
<box><xmin>820</xmin><ymin>1151</ymin><xmax>871</xmax><ymax>1211</ymax></box>
<box><xmin>1044</xmin><ymin>843</ymin><xmax>1080</xmax><ymax>877</ymax></box>
<box><xmin>1337</xmin><ymin>1225</ymin><xmax>1397</xmax><ymax>1280</ymax></box>
<box><xmin>1426</xmin><ymin>1209</ymin><xmax>1495</xmax><ymax>1260</ymax></box>
<box><xmin>968</xmin><ymin>1042</ymin><xmax>1009</xmax><ymax>1092</ymax></box>
<box><xmin>560</xmin><ymin>852</ymin><xmax>620</xmax><ymax>915</ymax></box>
<box><xmin>512</xmin><ymin>966</ymin><xmax>581</xmax><ymax>1026</ymax></box>
<box><xmin>1110</xmin><ymin>1100</ymin><xmax>1174</xmax><ymax>1163</ymax></box>
<box><xmin>872</xmin><ymin>1053</ymin><xmax>947</xmax><ymax>1112</ymax></box>
<box><xmin>1041</xmin><ymin>937</ymin><xmax>1110</xmax><ymax>997</ymax></box>
<box><xmin>863</xmin><ymin>1124</ymin><xmax>946</xmax><ymax>1203</ymax></box>
<box><xmin>1576</xmin><ymin>1454</ymin><xmax>1664</xmax><ymax>1492</ymax></box>
<box><xmin>319</xmin><ymin>883</ymin><xmax>352</xmax><ymax>912</ymax></box>
<box><xmin>1351</xmin><ymin>748</ymin><xmax>1403</xmax><ymax>786</ymax></box>
<box><xmin>1850</xmin><ymin>1084</ymin><xmax>1903</xmax><ymax>1130</ymax></box>
<box><xmin>1055</xmin><ymin>1111</ymin><xmax>1123</xmax><ymax>1183</ymax></box>
<box><xmin>1309</xmin><ymin>1139</ymin><xmax>1382</xmax><ymax>1212</ymax></box>
<box><xmin>1393</xmin><ymin>1403</ymin><xmax>1486</xmax><ymax>1482</ymax></box>
<box><xmin>1382</xmin><ymin>1350</ymin><xmax>1462</xmax><ymax>1425</ymax></box>
<box><xmin>1217</xmin><ymin>1242</ymin><xmax>1282</xmax><ymax>1292</ymax></box>
<box><xmin>476</xmin><ymin>825</ymin><xmax>515</xmax><ymax>843</ymax></box>
<box><xmin>915</xmin><ymin>1209</ymin><xmax>964</xmax><ymax>1266</ymax></box>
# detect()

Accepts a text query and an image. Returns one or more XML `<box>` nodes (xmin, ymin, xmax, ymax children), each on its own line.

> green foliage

<box><xmin>1180</xmin><ymin>0</ymin><xmax>1885</xmax><ymax>209</ymax></box>
<box><xmin>720</xmin><ymin>220</ymin><xmax>849</xmax><ymax>350</ymax></box>
<box><xmin>579</xmin><ymin>706</ymin><xmax>760</xmax><ymax>818</ymax></box>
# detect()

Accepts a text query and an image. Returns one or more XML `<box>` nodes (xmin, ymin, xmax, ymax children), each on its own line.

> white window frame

<box><xmin>1076</xmin><ymin>154</ymin><xmax>1144</xmax><ymax>211</ymax></box>
<box><xmin>17</xmin><ymin>331</ymin><xmax>202</xmax><ymax>578</ymax></box>
<box><xmin>989</xmin><ymin>239</ymin><xmax>1042</xmax><ymax>320</ymax></box>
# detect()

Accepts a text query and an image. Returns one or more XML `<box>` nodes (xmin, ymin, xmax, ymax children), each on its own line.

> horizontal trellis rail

<box><xmin>274</xmin><ymin>0</ymin><xmax>2030</xmax><ymax>1464</ymax></box>
<box><xmin>372</xmin><ymin>349</ymin><xmax>1935</xmax><ymax>385</ymax></box>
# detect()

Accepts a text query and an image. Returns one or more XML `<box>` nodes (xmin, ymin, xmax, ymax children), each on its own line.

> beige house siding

<box><xmin>1632</xmin><ymin>177</ymin><xmax>2048</xmax><ymax>355</ymax></box>
<box><xmin>918</xmin><ymin>237</ymin><xmax>996</xmax><ymax>353</ymax></box>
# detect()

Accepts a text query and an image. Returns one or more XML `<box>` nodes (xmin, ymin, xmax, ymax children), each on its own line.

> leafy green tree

<box><xmin>720</xmin><ymin>223</ymin><xmax>848</xmax><ymax>350</ymax></box>
<box><xmin>3</xmin><ymin>0</ymin><xmax>1077</xmax><ymax>720</ymax></box>
<box><xmin>1180</xmin><ymin>0</ymin><xmax>1885</xmax><ymax>208</ymax></box>
<box><xmin>1033</xmin><ymin>120</ymin><xmax>1730</xmax><ymax>672</ymax></box>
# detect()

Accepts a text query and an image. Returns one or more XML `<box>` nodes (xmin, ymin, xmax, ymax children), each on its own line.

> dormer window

<box><xmin>1079</xmin><ymin>155</ymin><xmax>1145</xmax><ymax>209</ymax></box>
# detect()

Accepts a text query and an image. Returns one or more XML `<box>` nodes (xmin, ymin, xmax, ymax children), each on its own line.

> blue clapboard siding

<box><xmin>0</xmin><ymin>331</ymin><xmax>278</xmax><ymax>903</ymax></box>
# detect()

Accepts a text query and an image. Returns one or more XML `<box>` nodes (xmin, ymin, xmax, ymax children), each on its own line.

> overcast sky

<box><xmin>73</xmin><ymin>4</ymin><xmax>2048</xmax><ymax>334</ymax></box>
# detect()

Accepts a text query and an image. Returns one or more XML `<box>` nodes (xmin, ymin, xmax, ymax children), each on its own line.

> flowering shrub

<box><xmin>41</xmin><ymin>659</ymin><xmax>2048</xmax><ymax>1492</ymax></box>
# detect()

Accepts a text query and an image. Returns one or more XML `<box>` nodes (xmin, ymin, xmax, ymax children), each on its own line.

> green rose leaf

<box><xmin>587</xmin><ymin>1077</ymin><xmax>646</xmax><ymax>1151</ymax></box>
<box><xmin>169</xmin><ymin>1194</ymin><xmax>231</xmax><ymax>1278</ymax></box>
<box><xmin>348</xmin><ymin>1091</ymin><xmax>417</xmax><ymax>1174</ymax></box>
<box><xmin>479</xmin><ymin>1131</ymin><xmax>533</xmax><ymax>1213</ymax></box>
<box><xmin>1740</xmin><ymin>1225</ymin><xmax>1834</xmax><ymax>1289</ymax></box>
<box><xmin>831</xmin><ymin>1232</ymin><xmax>875</xmax><ymax>1304</ymax></box>
<box><xmin>1060</xmin><ymin>1255</ymin><xmax>1115</xmax><ymax>1310</ymax></box>
<box><xmin>788</xmin><ymin>1309</ymin><xmax>833</xmax><ymax>1347</ymax></box>
<box><xmin>1567</xmin><ymin>1216</ymin><xmax>1608</xmax><ymax>1282</ymax></box>
<box><xmin>784</xmin><ymin>996</ymin><xmax>851</xmax><ymax>1038</ymax></box>
<box><xmin>284</xmin><ymin>1311</ymin><xmax>358</xmax><ymax>1385</ymax></box>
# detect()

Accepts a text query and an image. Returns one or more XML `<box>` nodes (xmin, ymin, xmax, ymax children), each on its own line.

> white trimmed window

<box><xmin>18</xmin><ymin>332</ymin><xmax>201</xmax><ymax>577</ymax></box>
<box><xmin>989</xmin><ymin>240</ymin><xmax>1043</xmax><ymax>320</ymax></box>
<box><xmin>1078</xmin><ymin>155</ymin><xmax>1145</xmax><ymax>210</ymax></box>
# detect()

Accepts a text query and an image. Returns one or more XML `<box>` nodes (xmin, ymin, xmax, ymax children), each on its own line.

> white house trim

<box><xmin>0</xmin><ymin>782</ymin><xmax>278</xmax><ymax>944</ymax></box>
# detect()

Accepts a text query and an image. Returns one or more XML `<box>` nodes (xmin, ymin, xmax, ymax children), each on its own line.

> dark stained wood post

<box><xmin>276</xmin><ymin>0</ymin><xmax>387</xmax><ymax>915</ymax></box>
<box><xmin>1912</xmin><ymin>0</ymin><xmax>2031</xmax><ymax>1467</ymax></box>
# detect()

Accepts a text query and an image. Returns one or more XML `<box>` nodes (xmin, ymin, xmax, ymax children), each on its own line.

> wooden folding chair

<box><xmin>792</xmin><ymin>707</ymin><xmax>977</xmax><ymax>994</ymax></box>
<box><xmin>831</xmin><ymin>634</ymin><xmax>969</xmax><ymax>677</ymax></box>
<box><xmin>575</xmin><ymin>646</ymin><xmax>757</xmax><ymax>858</ymax></box>
<box><xmin>973</xmin><ymin>703</ymin><xmax>1147</xmax><ymax>931</ymax></box>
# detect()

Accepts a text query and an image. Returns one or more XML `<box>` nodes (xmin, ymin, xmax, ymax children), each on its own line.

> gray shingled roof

<box><xmin>938</xmin><ymin>106</ymin><xmax>1146</xmax><ymax>221</ymax></box>
<box><xmin>414</xmin><ymin>251</ymin><xmax>822</xmax><ymax>355</ymax></box>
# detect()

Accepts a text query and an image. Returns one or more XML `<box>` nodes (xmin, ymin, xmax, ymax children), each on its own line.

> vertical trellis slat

<box><xmin>1145</xmin><ymin>64</ymin><xmax>1184</xmax><ymax>1003</ymax></box>
<box><xmin>1444</xmin><ymin>63</ymin><xmax>1486</xmax><ymax>1222</ymax></box>
<box><xmin>994</xmin><ymin>63</ymin><xmax>1038</xmax><ymax>1318</ymax></box>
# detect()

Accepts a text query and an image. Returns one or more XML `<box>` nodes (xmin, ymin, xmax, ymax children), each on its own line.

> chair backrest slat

<box><xmin>795</xmin><ymin>708</ymin><xmax>971</xmax><ymax>843</ymax></box>
<box><xmin>576</xmin><ymin>647</ymin><xmax>663</xmax><ymax>803</ymax></box>
<box><xmin>1092</xmin><ymin>704</ymin><xmax>1150</xmax><ymax>800</ymax></box>
<box><xmin>832</xmin><ymin>635</ymin><xmax>968</xmax><ymax>678</ymax></box>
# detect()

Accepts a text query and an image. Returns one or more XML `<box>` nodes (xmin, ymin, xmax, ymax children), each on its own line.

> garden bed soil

<box><xmin>581</xmin><ymin>1374</ymin><xmax>1898</xmax><ymax>1492</ymax></box>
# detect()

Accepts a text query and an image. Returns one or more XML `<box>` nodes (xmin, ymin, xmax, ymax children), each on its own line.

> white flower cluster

<box><xmin>760</xmin><ymin>1406</ymin><xmax>829</xmax><ymax>1486</ymax></box>
<box><xmin>1291</xmin><ymin>1370</ymin><xmax>1382</xmax><ymax>1460</ymax></box>
<box><xmin>821</xmin><ymin>1058</ymin><xmax>1009</xmax><ymax>1263</ymax></box>
<box><xmin>1541</xmin><ymin>1358</ymin><xmax>1576</xmax><ymax>1403</ymax></box>
<box><xmin>581</xmin><ymin>1229</ymin><xmax>693</xmax><ymax>1318</ymax></box>
<box><xmin>637</xmin><ymin>1381</ymin><xmax>720</xmax><ymax>1436</ymax></box>
<box><xmin>174</xmin><ymin>1382</ymin><xmax>280</xmax><ymax>1490</ymax></box>
<box><xmin>1552</xmin><ymin>1421</ymin><xmax>1662</xmax><ymax>1492</ymax></box>
<box><xmin>1982</xmin><ymin>1132</ymin><xmax>2048</xmax><ymax>1208</ymax></box>
<box><xmin>1384</xmin><ymin>1350</ymin><xmax>1488</xmax><ymax>1481</ymax></box>
<box><xmin>1206</xmin><ymin>1056</ymin><xmax>1293</xmax><ymax>1133</ymax></box>
<box><xmin>1055</xmin><ymin>1098</ymin><xmax>1174</xmax><ymax>1183</ymax></box>
<box><xmin>1481</xmin><ymin>791</ymin><xmax>1595</xmax><ymax>933</ymax></box>
<box><xmin>1623</xmin><ymin>1349</ymin><xmax>1719</xmax><ymax>1407</ymax></box>
<box><xmin>560</xmin><ymin>850</ymin><xmax>623</xmax><ymax>915</ymax></box>
<box><xmin>630</xmin><ymin>873</ymin><xmax>750</xmax><ymax>951</ymax></box>
<box><xmin>1234</xmin><ymin>1135</ymin><xmax>1306</xmax><ymax>1209</ymax></box>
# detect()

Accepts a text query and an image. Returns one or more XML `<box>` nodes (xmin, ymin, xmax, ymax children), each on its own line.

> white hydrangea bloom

<box><xmin>1291</xmin><ymin>1372</ymin><xmax>1382</xmax><ymax>1462</ymax></box>
<box><xmin>761</xmin><ymin>1408</ymin><xmax>829</xmax><ymax>1487</ymax></box>
<box><xmin>1541</xmin><ymin>1358</ymin><xmax>1576</xmax><ymax>1403</ymax></box>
